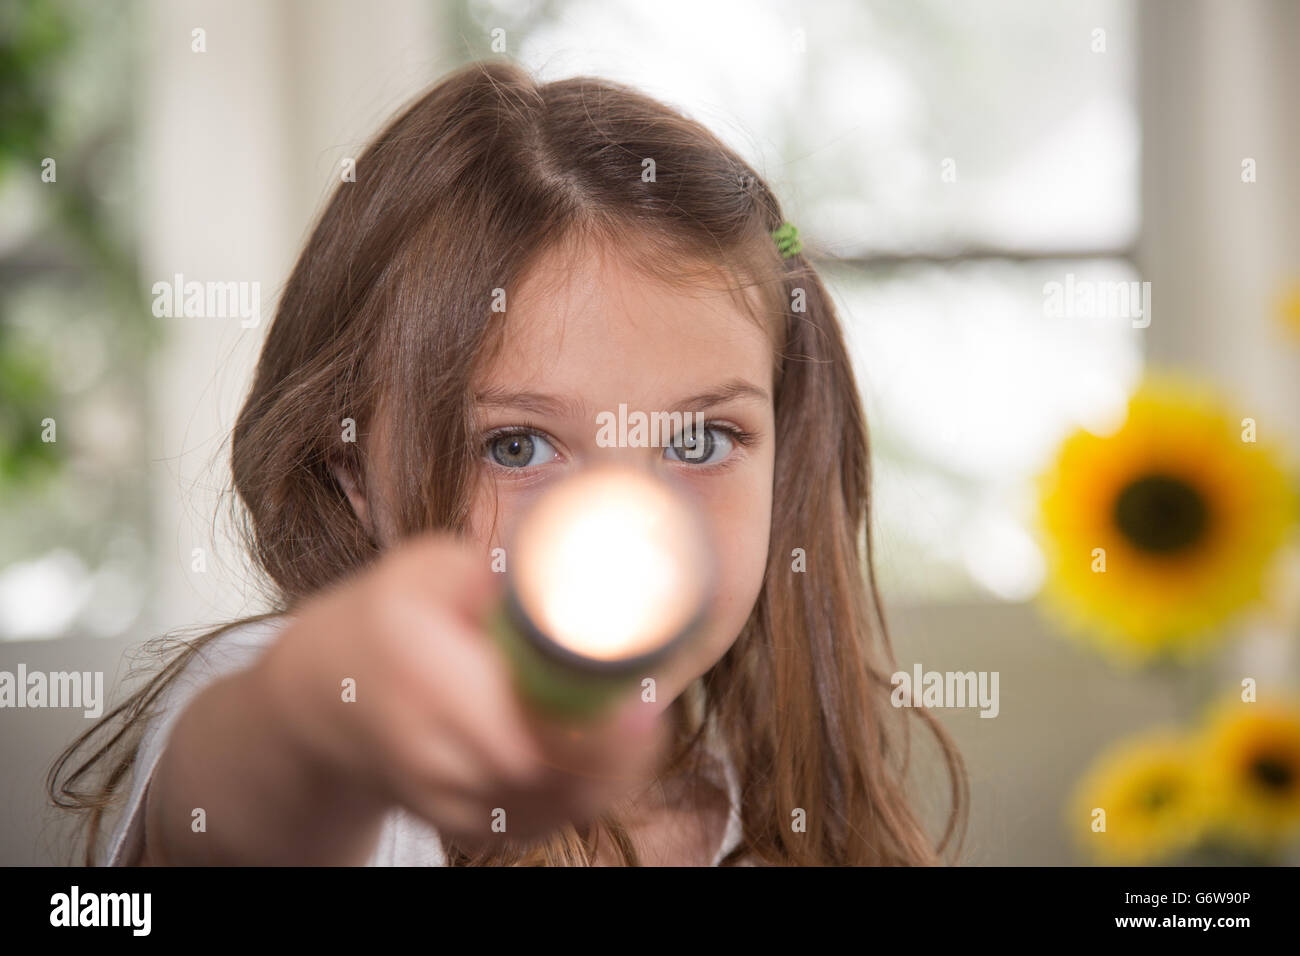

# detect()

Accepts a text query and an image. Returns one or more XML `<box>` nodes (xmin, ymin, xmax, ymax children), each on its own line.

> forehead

<box><xmin>475</xmin><ymin>238</ymin><xmax>775</xmax><ymax>404</ymax></box>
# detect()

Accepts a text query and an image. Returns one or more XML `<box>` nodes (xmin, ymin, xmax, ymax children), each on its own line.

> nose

<box><xmin>589</xmin><ymin>443</ymin><xmax>658</xmax><ymax>471</ymax></box>
<box><xmin>582</xmin><ymin>440</ymin><xmax>704</xmax><ymax>513</ymax></box>
<box><xmin>588</xmin><ymin>405</ymin><xmax>673</xmax><ymax>472</ymax></box>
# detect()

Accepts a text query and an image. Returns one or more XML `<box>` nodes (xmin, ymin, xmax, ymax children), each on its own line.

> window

<box><xmin>455</xmin><ymin>0</ymin><xmax>1142</xmax><ymax>602</ymax></box>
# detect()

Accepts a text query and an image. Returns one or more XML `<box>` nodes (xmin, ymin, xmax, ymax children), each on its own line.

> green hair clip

<box><xmin>772</xmin><ymin>221</ymin><xmax>802</xmax><ymax>259</ymax></box>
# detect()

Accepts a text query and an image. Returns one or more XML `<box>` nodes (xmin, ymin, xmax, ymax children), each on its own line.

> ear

<box><xmin>330</xmin><ymin>457</ymin><xmax>371</xmax><ymax>533</ymax></box>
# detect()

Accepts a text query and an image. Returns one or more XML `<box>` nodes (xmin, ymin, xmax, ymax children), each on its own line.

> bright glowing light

<box><xmin>511</xmin><ymin>467</ymin><xmax>710</xmax><ymax>662</ymax></box>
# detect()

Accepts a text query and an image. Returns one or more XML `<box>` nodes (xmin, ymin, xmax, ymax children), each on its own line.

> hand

<box><xmin>254</xmin><ymin>532</ymin><xmax>672</xmax><ymax>852</ymax></box>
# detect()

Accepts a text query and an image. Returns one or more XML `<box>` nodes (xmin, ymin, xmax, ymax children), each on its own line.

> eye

<box><xmin>485</xmin><ymin>430</ymin><xmax>559</xmax><ymax>469</ymax></box>
<box><xmin>664</xmin><ymin>425</ymin><xmax>736</xmax><ymax>466</ymax></box>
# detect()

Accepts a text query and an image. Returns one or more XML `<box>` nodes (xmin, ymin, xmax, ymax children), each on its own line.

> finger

<box><xmin>402</xmin><ymin>788</ymin><xmax>496</xmax><ymax>851</ymax></box>
<box><xmin>392</xmin><ymin>734</ymin><xmax>574</xmax><ymax>848</ymax></box>
<box><xmin>398</xmin><ymin>533</ymin><xmax>503</xmax><ymax>625</ymax></box>
<box><xmin>425</xmin><ymin>622</ymin><xmax>573</xmax><ymax>791</ymax></box>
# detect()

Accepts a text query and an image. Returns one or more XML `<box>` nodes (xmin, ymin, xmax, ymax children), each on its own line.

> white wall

<box><xmin>137</xmin><ymin>0</ymin><xmax>446</xmax><ymax>636</ymax></box>
<box><xmin>1140</xmin><ymin>0</ymin><xmax>1300</xmax><ymax>432</ymax></box>
<box><xmin>1138</xmin><ymin>0</ymin><xmax>1300</xmax><ymax>682</ymax></box>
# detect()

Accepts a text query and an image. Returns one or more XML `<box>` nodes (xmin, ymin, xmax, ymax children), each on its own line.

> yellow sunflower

<box><xmin>1037</xmin><ymin>375</ymin><xmax>1297</xmax><ymax>664</ymax></box>
<box><xmin>1067</xmin><ymin>729</ymin><xmax>1208</xmax><ymax>865</ymax></box>
<box><xmin>1198</xmin><ymin>699</ymin><xmax>1300</xmax><ymax>851</ymax></box>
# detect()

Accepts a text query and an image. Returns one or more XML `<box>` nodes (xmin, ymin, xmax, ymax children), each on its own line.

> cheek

<box><xmin>466</xmin><ymin>476</ymin><xmax>509</xmax><ymax>555</ymax></box>
<box><xmin>713</xmin><ymin>501</ymin><xmax>770</xmax><ymax>619</ymax></box>
<box><xmin>692</xmin><ymin>465</ymin><xmax>775</xmax><ymax>667</ymax></box>
<box><xmin>467</xmin><ymin>475</ymin><xmax>553</xmax><ymax>557</ymax></box>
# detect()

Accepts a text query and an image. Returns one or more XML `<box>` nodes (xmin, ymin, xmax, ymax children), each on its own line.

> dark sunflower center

<box><xmin>1251</xmin><ymin>755</ymin><xmax>1294</xmax><ymax>793</ymax></box>
<box><xmin>1113</xmin><ymin>475</ymin><xmax>1209</xmax><ymax>554</ymax></box>
<box><xmin>1142</xmin><ymin>782</ymin><xmax>1176</xmax><ymax>813</ymax></box>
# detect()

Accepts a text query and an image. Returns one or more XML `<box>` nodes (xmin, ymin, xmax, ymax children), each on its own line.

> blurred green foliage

<box><xmin>0</xmin><ymin>0</ymin><xmax>74</xmax><ymax>485</ymax></box>
<box><xmin>0</xmin><ymin>0</ymin><xmax>158</xmax><ymax>636</ymax></box>
<box><xmin>0</xmin><ymin>0</ymin><xmax>152</xmax><ymax>494</ymax></box>
<box><xmin>0</xmin><ymin>0</ymin><xmax>74</xmax><ymax>163</ymax></box>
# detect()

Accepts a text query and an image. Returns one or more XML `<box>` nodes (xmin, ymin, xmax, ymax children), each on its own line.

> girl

<box><xmin>49</xmin><ymin>59</ymin><xmax>968</xmax><ymax>866</ymax></box>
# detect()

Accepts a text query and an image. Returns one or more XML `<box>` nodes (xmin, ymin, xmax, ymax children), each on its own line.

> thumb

<box><xmin>588</xmin><ymin>693</ymin><xmax>672</xmax><ymax>781</ymax></box>
<box><xmin>612</xmin><ymin>694</ymin><xmax>664</xmax><ymax>738</ymax></box>
<box><xmin>402</xmin><ymin>532</ymin><xmax>504</xmax><ymax>625</ymax></box>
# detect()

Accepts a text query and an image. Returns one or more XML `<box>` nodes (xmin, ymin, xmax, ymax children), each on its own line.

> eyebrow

<box><xmin>473</xmin><ymin>379</ymin><xmax>770</xmax><ymax>417</ymax></box>
<box><xmin>473</xmin><ymin>387</ymin><xmax>584</xmax><ymax>419</ymax></box>
<box><xmin>670</xmin><ymin>380</ymin><xmax>770</xmax><ymax>411</ymax></box>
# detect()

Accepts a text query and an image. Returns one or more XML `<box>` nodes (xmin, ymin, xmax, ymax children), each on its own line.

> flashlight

<box><xmin>488</xmin><ymin>465</ymin><xmax>714</xmax><ymax>722</ymax></box>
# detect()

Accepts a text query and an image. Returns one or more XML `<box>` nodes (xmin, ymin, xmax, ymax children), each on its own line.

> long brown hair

<box><xmin>49</xmin><ymin>59</ymin><xmax>968</xmax><ymax>865</ymax></box>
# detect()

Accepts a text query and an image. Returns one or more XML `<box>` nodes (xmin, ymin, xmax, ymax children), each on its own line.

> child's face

<box><xmin>469</xmin><ymin>239</ymin><xmax>777</xmax><ymax>705</ymax></box>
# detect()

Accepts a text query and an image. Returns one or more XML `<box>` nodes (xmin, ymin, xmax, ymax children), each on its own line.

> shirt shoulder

<box><xmin>103</xmin><ymin>615</ymin><xmax>291</xmax><ymax>866</ymax></box>
<box><xmin>102</xmin><ymin>613</ymin><xmax>450</xmax><ymax>866</ymax></box>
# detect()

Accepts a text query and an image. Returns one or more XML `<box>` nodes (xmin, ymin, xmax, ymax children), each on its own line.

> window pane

<box><xmin>826</xmin><ymin>258</ymin><xmax>1145</xmax><ymax>602</ymax></box>
<box><xmin>464</xmin><ymin>0</ymin><xmax>1138</xmax><ymax>254</ymax></box>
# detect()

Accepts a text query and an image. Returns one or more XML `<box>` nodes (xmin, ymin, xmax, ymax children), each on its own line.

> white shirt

<box><xmin>105</xmin><ymin>615</ymin><xmax>744</xmax><ymax>866</ymax></box>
